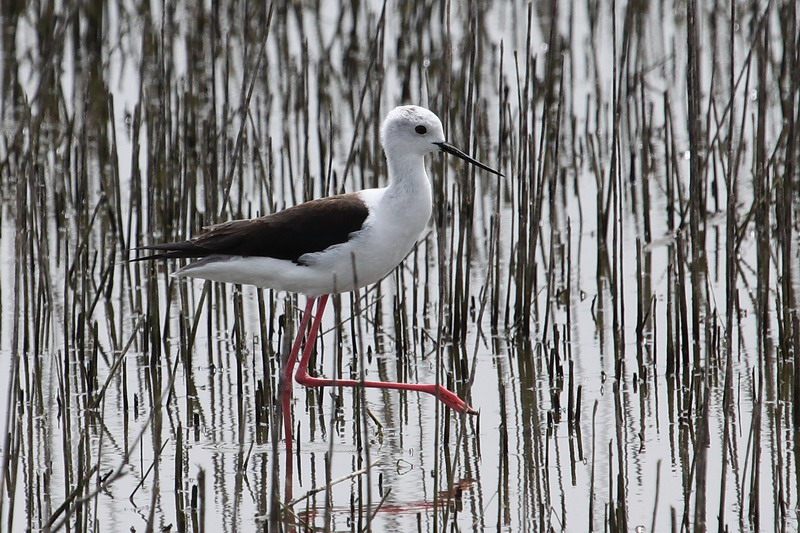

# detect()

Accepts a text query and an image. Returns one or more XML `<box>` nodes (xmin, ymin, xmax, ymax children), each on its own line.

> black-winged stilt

<box><xmin>137</xmin><ymin>105</ymin><xmax>502</xmax><ymax>416</ymax></box>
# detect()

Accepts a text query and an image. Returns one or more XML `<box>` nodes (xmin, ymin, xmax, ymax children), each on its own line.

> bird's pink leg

<box><xmin>281</xmin><ymin>297</ymin><xmax>316</xmax><ymax>437</ymax></box>
<box><xmin>295</xmin><ymin>295</ymin><xmax>477</xmax><ymax>415</ymax></box>
<box><xmin>281</xmin><ymin>296</ymin><xmax>316</xmax><ymax>505</ymax></box>
<box><xmin>283</xmin><ymin>297</ymin><xmax>317</xmax><ymax>391</ymax></box>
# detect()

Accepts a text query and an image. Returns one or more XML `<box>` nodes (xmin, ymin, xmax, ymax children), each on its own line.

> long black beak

<box><xmin>435</xmin><ymin>142</ymin><xmax>504</xmax><ymax>177</ymax></box>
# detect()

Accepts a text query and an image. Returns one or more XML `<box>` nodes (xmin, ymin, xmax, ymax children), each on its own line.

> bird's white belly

<box><xmin>319</xmin><ymin>226</ymin><xmax>419</xmax><ymax>290</ymax></box>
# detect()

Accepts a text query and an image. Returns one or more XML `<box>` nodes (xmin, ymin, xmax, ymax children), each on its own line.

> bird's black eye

<box><xmin>415</xmin><ymin>125</ymin><xmax>427</xmax><ymax>135</ymax></box>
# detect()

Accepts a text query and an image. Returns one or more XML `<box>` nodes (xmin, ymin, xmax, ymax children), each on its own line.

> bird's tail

<box><xmin>128</xmin><ymin>241</ymin><xmax>208</xmax><ymax>262</ymax></box>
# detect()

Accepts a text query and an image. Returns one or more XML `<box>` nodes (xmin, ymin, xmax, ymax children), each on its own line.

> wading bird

<box><xmin>137</xmin><ymin>105</ymin><xmax>502</xmax><ymax>419</ymax></box>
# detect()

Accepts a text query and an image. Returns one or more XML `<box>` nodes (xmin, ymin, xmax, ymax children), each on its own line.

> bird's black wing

<box><xmin>134</xmin><ymin>193</ymin><xmax>370</xmax><ymax>263</ymax></box>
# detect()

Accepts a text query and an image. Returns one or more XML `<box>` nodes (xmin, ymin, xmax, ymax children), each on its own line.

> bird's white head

<box><xmin>380</xmin><ymin>105</ymin><xmax>504</xmax><ymax>177</ymax></box>
<box><xmin>380</xmin><ymin>106</ymin><xmax>446</xmax><ymax>158</ymax></box>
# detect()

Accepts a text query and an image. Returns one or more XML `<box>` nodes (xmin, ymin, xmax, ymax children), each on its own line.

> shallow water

<box><xmin>1</xmin><ymin>1</ymin><xmax>798</xmax><ymax>532</ymax></box>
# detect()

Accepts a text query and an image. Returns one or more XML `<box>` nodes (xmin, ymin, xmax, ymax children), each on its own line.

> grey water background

<box><xmin>1</xmin><ymin>1</ymin><xmax>798</xmax><ymax>531</ymax></box>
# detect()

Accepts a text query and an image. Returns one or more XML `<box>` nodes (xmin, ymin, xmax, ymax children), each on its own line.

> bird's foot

<box><xmin>426</xmin><ymin>385</ymin><xmax>477</xmax><ymax>416</ymax></box>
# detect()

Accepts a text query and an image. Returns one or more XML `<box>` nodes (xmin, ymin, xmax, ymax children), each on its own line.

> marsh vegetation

<box><xmin>1</xmin><ymin>0</ymin><xmax>799</xmax><ymax>531</ymax></box>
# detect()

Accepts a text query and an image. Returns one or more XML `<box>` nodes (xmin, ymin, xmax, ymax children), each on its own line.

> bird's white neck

<box><xmin>384</xmin><ymin>152</ymin><xmax>432</xmax><ymax>202</ymax></box>
<box><xmin>377</xmin><ymin>152</ymin><xmax>433</xmax><ymax>237</ymax></box>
